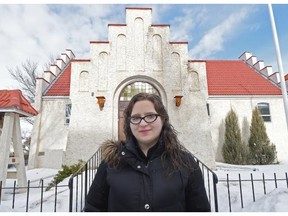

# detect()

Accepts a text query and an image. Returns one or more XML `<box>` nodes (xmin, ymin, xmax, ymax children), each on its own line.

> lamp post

<box><xmin>268</xmin><ymin>4</ymin><xmax>288</xmax><ymax>131</ymax></box>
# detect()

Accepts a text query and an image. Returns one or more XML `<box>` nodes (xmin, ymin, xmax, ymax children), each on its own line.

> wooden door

<box><xmin>118</xmin><ymin>101</ymin><xmax>129</xmax><ymax>141</ymax></box>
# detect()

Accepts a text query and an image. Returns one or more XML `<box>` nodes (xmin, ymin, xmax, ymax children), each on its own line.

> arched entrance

<box><xmin>118</xmin><ymin>81</ymin><xmax>160</xmax><ymax>141</ymax></box>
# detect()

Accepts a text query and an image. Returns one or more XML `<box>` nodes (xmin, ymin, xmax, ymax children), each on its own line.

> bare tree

<box><xmin>9</xmin><ymin>60</ymin><xmax>39</xmax><ymax>103</ymax></box>
<box><xmin>8</xmin><ymin>55</ymin><xmax>57</xmax><ymax>103</ymax></box>
<box><xmin>43</xmin><ymin>54</ymin><xmax>57</xmax><ymax>71</ymax></box>
<box><xmin>8</xmin><ymin>55</ymin><xmax>57</xmax><ymax>125</ymax></box>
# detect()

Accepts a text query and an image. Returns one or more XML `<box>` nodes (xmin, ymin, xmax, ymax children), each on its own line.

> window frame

<box><xmin>257</xmin><ymin>102</ymin><xmax>271</xmax><ymax>122</ymax></box>
<box><xmin>65</xmin><ymin>103</ymin><xmax>72</xmax><ymax>125</ymax></box>
<box><xmin>120</xmin><ymin>81</ymin><xmax>159</xmax><ymax>101</ymax></box>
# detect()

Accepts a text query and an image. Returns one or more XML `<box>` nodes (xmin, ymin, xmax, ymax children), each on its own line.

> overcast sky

<box><xmin>0</xmin><ymin>3</ymin><xmax>287</xmax><ymax>90</ymax></box>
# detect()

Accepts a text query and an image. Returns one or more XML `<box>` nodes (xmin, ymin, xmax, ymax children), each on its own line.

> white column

<box><xmin>0</xmin><ymin>113</ymin><xmax>14</xmax><ymax>188</ymax></box>
<box><xmin>12</xmin><ymin>114</ymin><xmax>27</xmax><ymax>191</ymax></box>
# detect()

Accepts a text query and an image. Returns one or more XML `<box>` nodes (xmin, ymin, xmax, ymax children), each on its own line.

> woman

<box><xmin>84</xmin><ymin>93</ymin><xmax>211</xmax><ymax>212</ymax></box>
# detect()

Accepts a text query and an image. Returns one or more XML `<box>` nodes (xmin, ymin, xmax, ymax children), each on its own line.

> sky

<box><xmin>0</xmin><ymin>3</ymin><xmax>288</xmax><ymax>90</ymax></box>
<box><xmin>1</xmin><ymin>161</ymin><xmax>288</xmax><ymax>212</ymax></box>
<box><xmin>1</xmin><ymin>1</ymin><xmax>288</xmax><ymax>213</ymax></box>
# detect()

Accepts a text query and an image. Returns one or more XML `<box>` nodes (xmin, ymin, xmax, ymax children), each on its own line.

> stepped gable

<box><xmin>43</xmin><ymin>8</ymin><xmax>184</xmax><ymax>97</ymax></box>
<box><xmin>203</xmin><ymin>60</ymin><xmax>281</xmax><ymax>95</ymax></box>
<box><xmin>44</xmin><ymin>63</ymin><xmax>72</xmax><ymax>96</ymax></box>
<box><xmin>36</xmin><ymin>49</ymin><xmax>75</xmax><ymax>96</ymax></box>
<box><xmin>0</xmin><ymin>89</ymin><xmax>38</xmax><ymax>116</ymax></box>
<box><xmin>44</xmin><ymin>59</ymin><xmax>90</xmax><ymax>96</ymax></box>
<box><xmin>239</xmin><ymin>51</ymin><xmax>288</xmax><ymax>87</ymax></box>
<box><xmin>43</xmin><ymin>58</ymin><xmax>283</xmax><ymax>97</ymax></box>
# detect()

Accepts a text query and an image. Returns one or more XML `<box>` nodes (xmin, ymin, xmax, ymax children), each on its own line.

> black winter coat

<box><xmin>84</xmin><ymin>139</ymin><xmax>211</xmax><ymax>212</ymax></box>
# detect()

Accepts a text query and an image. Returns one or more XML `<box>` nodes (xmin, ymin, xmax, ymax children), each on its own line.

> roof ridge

<box><xmin>43</xmin><ymin>60</ymin><xmax>72</xmax><ymax>96</ymax></box>
<box><xmin>206</xmin><ymin>60</ymin><xmax>282</xmax><ymax>96</ymax></box>
<box><xmin>0</xmin><ymin>90</ymin><xmax>38</xmax><ymax>116</ymax></box>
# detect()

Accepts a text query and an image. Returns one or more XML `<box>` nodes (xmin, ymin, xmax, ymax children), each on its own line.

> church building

<box><xmin>28</xmin><ymin>7</ymin><xmax>288</xmax><ymax>170</ymax></box>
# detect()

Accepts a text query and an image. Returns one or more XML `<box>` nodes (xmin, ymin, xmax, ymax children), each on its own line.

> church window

<box><xmin>79</xmin><ymin>71</ymin><xmax>89</xmax><ymax>92</ymax></box>
<box><xmin>120</xmin><ymin>82</ymin><xmax>159</xmax><ymax>101</ymax></box>
<box><xmin>206</xmin><ymin>103</ymin><xmax>210</xmax><ymax>116</ymax></box>
<box><xmin>257</xmin><ymin>102</ymin><xmax>271</xmax><ymax>122</ymax></box>
<box><xmin>65</xmin><ymin>104</ymin><xmax>72</xmax><ymax>124</ymax></box>
<box><xmin>189</xmin><ymin>71</ymin><xmax>200</xmax><ymax>91</ymax></box>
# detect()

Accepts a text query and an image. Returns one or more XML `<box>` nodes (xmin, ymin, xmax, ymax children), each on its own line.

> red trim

<box><xmin>66</xmin><ymin>49</ymin><xmax>75</xmax><ymax>57</ymax></box>
<box><xmin>268</xmin><ymin>72</ymin><xmax>278</xmax><ymax>78</ymax></box>
<box><xmin>51</xmin><ymin>64</ymin><xmax>61</xmax><ymax>71</ymax></box>
<box><xmin>108</xmin><ymin>24</ymin><xmax>126</xmax><ymax>26</ymax></box>
<box><xmin>126</xmin><ymin>7</ymin><xmax>152</xmax><ymax>10</ymax></box>
<box><xmin>260</xmin><ymin>66</ymin><xmax>272</xmax><ymax>71</ymax></box>
<box><xmin>246</xmin><ymin>55</ymin><xmax>256</xmax><ymax>62</ymax></box>
<box><xmin>238</xmin><ymin>51</ymin><xmax>251</xmax><ymax>59</ymax></box>
<box><xmin>71</xmin><ymin>59</ymin><xmax>91</xmax><ymax>62</ymax></box>
<box><xmin>188</xmin><ymin>60</ymin><xmax>206</xmax><ymax>62</ymax></box>
<box><xmin>152</xmin><ymin>24</ymin><xmax>170</xmax><ymax>27</ymax></box>
<box><xmin>61</xmin><ymin>53</ymin><xmax>70</xmax><ymax>59</ymax></box>
<box><xmin>253</xmin><ymin>60</ymin><xmax>263</xmax><ymax>66</ymax></box>
<box><xmin>44</xmin><ymin>71</ymin><xmax>56</xmax><ymax>77</ymax></box>
<box><xmin>90</xmin><ymin>41</ymin><xmax>109</xmax><ymax>44</ymax></box>
<box><xmin>36</xmin><ymin>77</ymin><xmax>49</xmax><ymax>83</ymax></box>
<box><xmin>57</xmin><ymin>59</ymin><xmax>65</xmax><ymax>64</ymax></box>
<box><xmin>169</xmin><ymin>42</ymin><xmax>188</xmax><ymax>44</ymax></box>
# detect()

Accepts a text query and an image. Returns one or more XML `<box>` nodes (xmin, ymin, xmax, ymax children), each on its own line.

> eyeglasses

<box><xmin>129</xmin><ymin>114</ymin><xmax>161</xmax><ymax>125</ymax></box>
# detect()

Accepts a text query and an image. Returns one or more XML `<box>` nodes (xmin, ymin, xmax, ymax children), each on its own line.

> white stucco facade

<box><xmin>209</xmin><ymin>96</ymin><xmax>288</xmax><ymax>163</ymax></box>
<box><xmin>28</xmin><ymin>8</ymin><xmax>288</xmax><ymax>171</ymax></box>
<box><xmin>29</xmin><ymin>8</ymin><xmax>215</xmax><ymax>170</ymax></box>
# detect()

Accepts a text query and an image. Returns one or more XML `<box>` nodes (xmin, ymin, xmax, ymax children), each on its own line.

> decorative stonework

<box><xmin>117</xmin><ymin>34</ymin><xmax>127</xmax><ymax>71</ymax></box>
<box><xmin>152</xmin><ymin>34</ymin><xmax>163</xmax><ymax>71</ymax></box>
<box><xmin>29</xmin><ymin>7</ymin><xmax>216</xmax><ymax>170</ymax></box>
<box><xmin>98</xmin><ymin>52</ymin><xmax>108</xmax><ymax>91</ymax></box>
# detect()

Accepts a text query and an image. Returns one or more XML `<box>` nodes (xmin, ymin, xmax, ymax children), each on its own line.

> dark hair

<box><xmin>123</xmin><ymin>92</ymin><xmax>193</xmax><ymax>173</ymax></box>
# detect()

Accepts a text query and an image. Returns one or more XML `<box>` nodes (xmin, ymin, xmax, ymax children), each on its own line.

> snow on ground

<box><xmin>0</xmin><ymin>161</ymin><xmax>288</xmax><ymax>212</ymax></box>
<box><xmin>238</xmin><ymin>188</ymin><xmax>288</xmax><ymax>212</ymax></box>
<box><xmin>215</xmin><ymin>161</ymin><xmax>288</xmax><ymax>212</ymax></box>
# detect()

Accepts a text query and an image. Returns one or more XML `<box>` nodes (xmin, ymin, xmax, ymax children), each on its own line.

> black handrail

<box><xmin>192</xmin><ymin>154</ymin><xmax>219</xmax><ymax>212</ymax></box>
<box><xmin>68</xmin><ymin>147</ymin><xmax>219</xmax><ymax>212</ymax></box>
<box><xmin>68</xmin><ymin>148</ymin><xmax>102</xmax><ymax>212</ymax></box>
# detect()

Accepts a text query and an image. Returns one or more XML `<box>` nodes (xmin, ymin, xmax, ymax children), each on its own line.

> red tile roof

<box><xmin>43</xmin><ymin>59</ymin><xmax>282</xmax><ymax>97</ymax></box>
<box><xmin>205</xmin><ymin>60</ymin><xmax>281</xmax><ymax>95</ymax></box>
<box><xmin>45</xmin><ymin>64</ymin><xmax>71</xmax><ymax>96</ymax></box>
<box><xmin>0</xmin><ymin>89</ymin><xmax>38</xmax><ymax>116</ymax></box>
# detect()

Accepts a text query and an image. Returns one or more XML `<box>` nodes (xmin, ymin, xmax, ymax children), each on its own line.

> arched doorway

<box><xmin>118</xmin><ymin>81</ymin><xmax>159</xmax><ymax>141</ymax></box>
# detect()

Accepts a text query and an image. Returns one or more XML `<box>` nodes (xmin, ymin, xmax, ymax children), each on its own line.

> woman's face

<box><xmin>130</xmin><ymin>100</ymin><xmax>163</xmax><ymax>149</ymax></box>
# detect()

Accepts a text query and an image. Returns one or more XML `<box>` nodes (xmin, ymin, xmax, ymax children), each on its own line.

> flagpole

<box><xmin>268</xmin><ymin>4</ymin><xmax>288</xmax><ymax>131</ymax></box>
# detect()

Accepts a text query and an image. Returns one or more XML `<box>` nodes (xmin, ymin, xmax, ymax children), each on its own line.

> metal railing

<box><xmin>4</xmin><ymin>152</ymin><xmax>287</xmax><ymax>212</ymax></box>
<box><xmin>0</xmin><ymin>179</ymin><xmax>68</xmax><ymax>212</ymax></box>
<box><xmin>68</xmin><ymin>148</ymin><xmax>102</xmax><ymax>212</ymax></box>
<box><xmin>193</xmin><ymin>155</ymin><xmax>219</xmax><ymax>212</ymax></box>
<box><xmin>68</xmin><ymin>148</ymin><xmax>219</xmax><ymax>212</ymax></box>
<box><xmin>217</xmin><ymin>171</ymin><xmax>288</xmax><ymax>212</ymax></box>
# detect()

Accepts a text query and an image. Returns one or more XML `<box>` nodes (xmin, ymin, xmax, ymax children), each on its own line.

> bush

<box><xmin>46</xmin><ymin>160</ymin><xmax>85</xmax><ymax>191</ymax></box>
<box><xmin>248</xmin><ymin>107</ymin><xmax>277</xmax><ymax>165</ymax></box>
<box><xmin>222</xmin><ymin>109</ymin><xmax>249</xmax><ymax>165</ymax></box>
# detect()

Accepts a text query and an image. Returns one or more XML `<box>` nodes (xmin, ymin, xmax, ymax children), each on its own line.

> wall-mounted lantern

<box><xmin>174</xmin><ymin>95</ymin><xmax>183</xmax><ymax>107</ymax></box>
<box><xmin>96</xmin><ymin>96</ymin><xmax>106</xmax><ymax>110</ymax></box>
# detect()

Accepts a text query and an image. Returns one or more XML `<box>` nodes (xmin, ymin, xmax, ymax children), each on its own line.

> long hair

<box><xmin>123</xmin><ymin>92</ymin><xmax>193</xmax><ymax>173</ymax></box>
